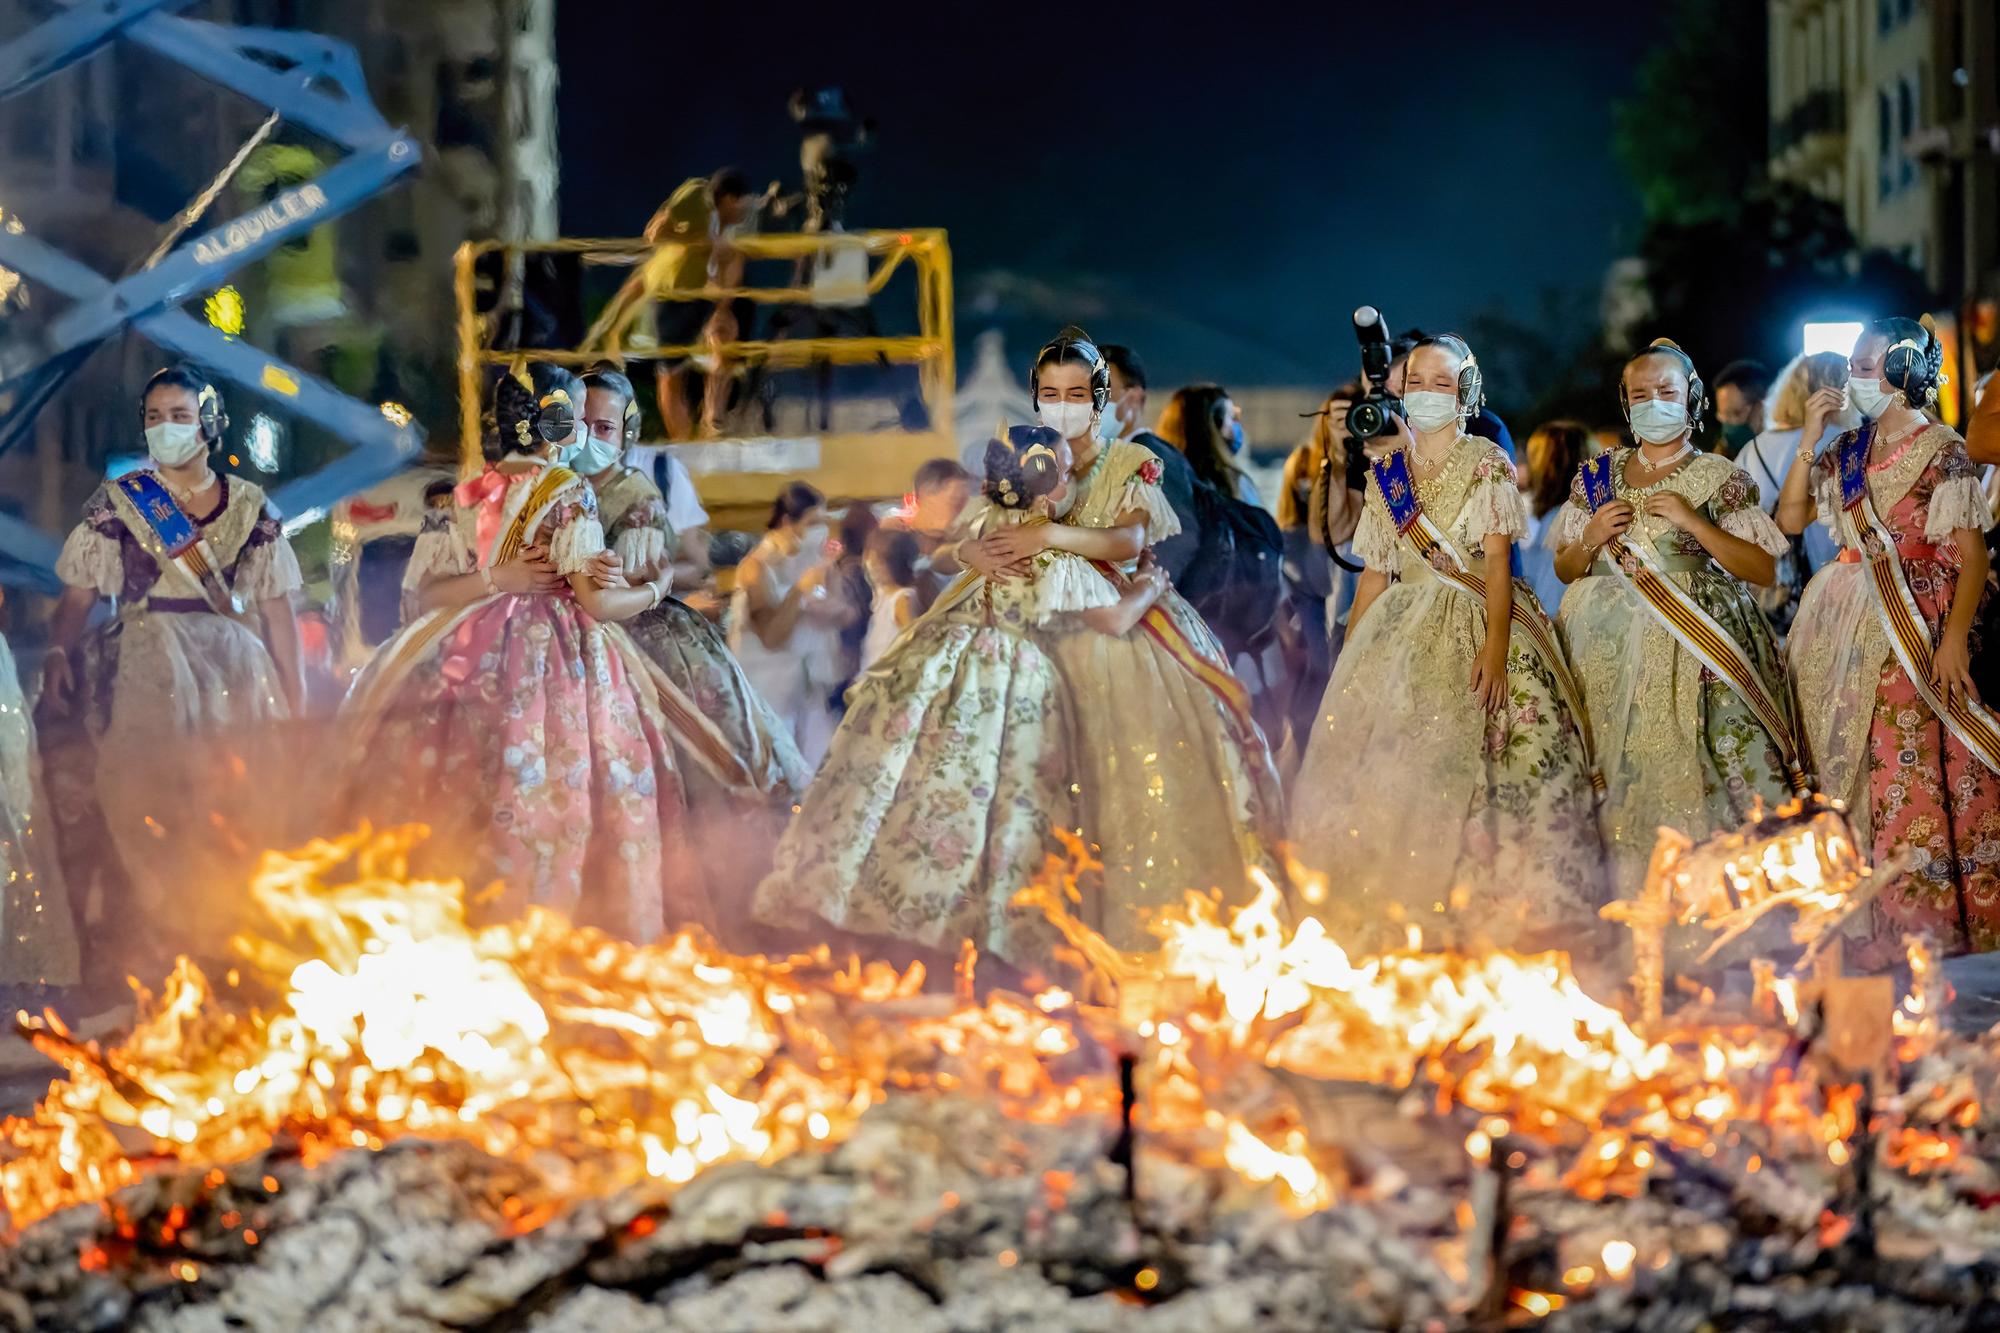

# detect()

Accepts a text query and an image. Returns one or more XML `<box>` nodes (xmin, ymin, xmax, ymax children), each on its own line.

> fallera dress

<box><xmin>1553</xmin><ymin>450</ymin><xmax>1798</xmax><ymax>901</ymax></box>
<box><xmin>45</xmin><ymin>471</ymin><xmax>300</xmax><ymax>958</ymax></box>
<box><xmin>341</xmin><ymin>460</ymin><xmax>707</xmax><ymax>943</ymax></box>
<box><xmin>1289</xmin><ymin>437</ymin><xmax>1605</xmax><ymax>949</ymax></box>
<box><xmin>1789</xmin><ymin>423</ymin><xmax>2000</xmax><ymax>955</ymax></box>
<box><xmin>751</xmin><ymin>502</ymin><xmax>1114</xmax><ymax>970</ymax></box>
<box><xmin>1048</xmin><ymin>440</ymin><xmax>1288</xmax><ymax>943</ymax></box>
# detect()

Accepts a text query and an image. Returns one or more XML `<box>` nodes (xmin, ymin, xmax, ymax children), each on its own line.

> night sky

<box><xmin>556</xmin><ymin>1</ymin><xmax>1665</xmax><ymax>388</ymax></box>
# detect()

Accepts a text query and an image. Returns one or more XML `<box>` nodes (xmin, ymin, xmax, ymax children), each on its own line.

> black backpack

<box><xmin>1177</xmin><ymin>476</ymin><xmax>1284</xmax><ymax>653</ymax></box>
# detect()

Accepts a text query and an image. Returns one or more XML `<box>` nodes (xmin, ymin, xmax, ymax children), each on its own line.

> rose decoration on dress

<box><xmin>1136</xmin><ymin>458</ymin><xmax>1163</xmax><ymax>486</ymax></box>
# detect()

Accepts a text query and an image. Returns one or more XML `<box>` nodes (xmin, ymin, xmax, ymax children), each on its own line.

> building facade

<box><xmin>1769</xmin><ymin>0</ymin><xmax>1999</xmax><ymax>373</ymax></box>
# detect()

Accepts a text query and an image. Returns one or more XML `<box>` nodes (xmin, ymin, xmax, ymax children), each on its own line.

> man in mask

<box><xmin>1101</xmin><ymin>344</ymin><xmax>1201</xmax><ymax>581</ymax></box>
<box><xmin>1711</xmin><ymin>360</ymin><xmax>1769</xmax><ymax>458</ymax></box>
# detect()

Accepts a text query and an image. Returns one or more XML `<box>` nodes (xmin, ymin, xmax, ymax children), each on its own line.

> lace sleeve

<box><xmin>1924</xmin><ymin>437</ymin><xmax>1993</xmax><ymax>540</ymax></box>
<box><xmin>1456</xmin><ymin>446</ymin><xmax>1529</xmax><ymax>542</ymax></box>
<box><xmin>1114</xmin><ymin>473</ymin><xmax>1182</xmax><ymax>545</ymax></box>
<box><xmin>1032</xmin><ymin>553</ymin><xmax>1122</xmax><ymax>624</ymax></box>
<box><xmin>235</xmin><ymin>521</ymin><xmax>304</xmax><ymax>602</ymax></box>
<box><xmin>1354</xmin><ymin>484</ymin><xmax>1399</xmax><ymax>571</ymax></box>
<box><xmin>1719</xmin><ymin>505</ymin><xmax>1794</xmax><ymax>556</ymax></box>
<box><xmin>1554</xmin><ymin>470</ymin><xmax>1592</xmax><ymax>547</ymax></box>
<box><xmin>55</xmin><ymin>523</ymin><xmax>123</xmax><ymax>597</ymax></box>
<box><xmin>401</xmin><ymin>511</ymin><xmax>473</xmax><ymax>599</ymax></box>
<box><xmin>547</xmin><ymin>491</ymin><xmax>607</xmax><ymax>575</ymax></box>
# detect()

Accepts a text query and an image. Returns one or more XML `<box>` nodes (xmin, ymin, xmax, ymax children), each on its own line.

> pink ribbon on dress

<box><xmin>455</xmin><ymin>465</ymin><xmax>511</xmax><ymax>567</ymax></box>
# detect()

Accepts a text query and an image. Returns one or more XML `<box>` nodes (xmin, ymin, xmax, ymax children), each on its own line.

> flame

<box><xmin>0</xmin><ymin>811</ymin><xmax>1977</xmax><ymax>1243</ymax></box>
<box><xmin>0</xmin><ymin>827</ymin><xmax>1108</xmax><ymax>1228</ymax></box>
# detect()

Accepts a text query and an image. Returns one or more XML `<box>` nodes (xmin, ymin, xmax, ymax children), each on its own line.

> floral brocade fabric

<box><xmin>1292</xmin><ymin>438</ymin><xmax>1605</xmax><ymax>950</ymax></box>
<box><xmin>1798</xmin><ymin>426</ymin><xmax>2000</xmax><ymax>958</ymax></box>
<box><xmin>1553</xmin><ymin>451</ymin><xmax>1797</xmax><ymax>902</ymax></box>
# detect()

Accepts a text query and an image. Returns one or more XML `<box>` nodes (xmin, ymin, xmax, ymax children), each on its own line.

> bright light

<box><xmin>1803</xmin><ymin>322</ymin><xmax>1864</xmax><ymax>356</ymax></box>
<box><xmin>246</xmin><ymin>414</ymin><xmax>280</xmax><ymax>472</ymax></box>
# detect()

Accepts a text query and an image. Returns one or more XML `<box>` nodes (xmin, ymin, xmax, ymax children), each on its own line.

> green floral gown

<box><xmin>1554</xmin><ymin>449</ymin><xmax>1798</xmax><ymax>901</ymax></box>
<box><xmin>591</xmin><ymin>465</ymin><xmax>812</xmax><ymax>800</ymax></box>
<box><xmin>1289</xmin><ymin>437</ymin><xmax>1605</xmax><ymax>949</ymax></box>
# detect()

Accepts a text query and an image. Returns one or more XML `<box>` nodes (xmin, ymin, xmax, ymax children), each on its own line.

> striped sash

<box><xmin>1579</xmin><ymin>453</ymin><xmax>1810</xmax><ymax>793</ymax></box>
<box><xmin>1372</xmin><ymin>450</ymin><xmax>1605</xmax><ymax>796</ymax></box>
<box><xmin>106</xmin><ymin>471</ymin><xmax>246</xmax><ymax>622</ymax></box>
<box><xmin>1837</xmin><ymin>425</ymin><xmax>2000</xmax><ymax>776</ymax></box>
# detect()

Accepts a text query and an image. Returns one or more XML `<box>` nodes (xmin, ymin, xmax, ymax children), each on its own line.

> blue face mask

<box><xmin>1229</xmin><ymin>421</ymin><xmax>1246</xmax><ymax>455</ymax></box>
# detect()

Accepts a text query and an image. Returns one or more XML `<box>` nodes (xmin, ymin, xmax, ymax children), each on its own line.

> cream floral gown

<box><xmin>752</xmin><ymin>503</ymin><xmax>1119</xmax><ymax>970</ymax></box>
<box><xmin>1554</xmin><ymin>450</ymin><xmax>1797</xmax><ymax>900</ymax></box>
<box><xmin>1050</xmin><ymin>440</ymin><xmax>1288</xmax><ymax>943</ymax></box>
<box><xmin>1290</xmin><ymin>437</ymin><xmax>1604</xmax><ymax>949</ymax></box>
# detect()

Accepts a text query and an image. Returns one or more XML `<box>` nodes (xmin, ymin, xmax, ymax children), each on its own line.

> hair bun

<box><xmin>983</xmin><ymin>424</ymin><xmax>1066</xmax><ymax>510</ymax></box>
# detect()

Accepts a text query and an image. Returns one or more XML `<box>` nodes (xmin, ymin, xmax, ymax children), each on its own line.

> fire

<box><xmin>0</xmin><ymin>809</ymin><xmax>1976</xmax><ymax>1249</ymax></box>
<box><xmin>0</xmin><ymin>826</ymin><xmax>1109</xmax><ymax>1228</ymax></box>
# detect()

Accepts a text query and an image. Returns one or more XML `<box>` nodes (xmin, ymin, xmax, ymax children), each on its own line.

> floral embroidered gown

<box><xmin>341</xmin><ymin>461</ymin><xmax>705</xmax><ymax>943</ymax></box>
<box><xmin>1289</xmin><ymin>438</ymin><xmax>1604</xmax><ymax>948</ymax></box>
<box><xmin>1554</xmin><ymin>450</ymin><xmax>1797</xmax><ymax>900</ymax></box>
<box><xmin>1790</xmin><ymin>423</ymin><xmax>2000</xmax><ymax>954</ymax></box>
<box><xmin>45</xmin><ymin>473</ymin><xmax>300</xmax><ymax>955</ymax></box>
<box><xmin>751</xmin><ymin>502</ymin><xmax>1114</xmax><ymax>970</ymax></box>
<box><xmin>1049</xmin><ymin>440</ymin><xmax>1288</xmax><ymax>941</ymax></box>
<box><xmin>590</xmin><ymin>465</ymin><xmax>811</xmax><ymax>800</ymax></box>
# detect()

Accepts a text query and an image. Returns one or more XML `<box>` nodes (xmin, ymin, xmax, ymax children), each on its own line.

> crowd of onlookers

<box><xmin>718</xmin><ymin>334</ymin><xmax>2000</xmax><ymax>779</ymax></box>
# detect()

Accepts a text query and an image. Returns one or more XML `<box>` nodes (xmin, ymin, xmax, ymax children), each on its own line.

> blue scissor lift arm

<box><xmin>0</xmin><ymin>0</ymin><xmax>426</xmax><ymax>585</ymax></box>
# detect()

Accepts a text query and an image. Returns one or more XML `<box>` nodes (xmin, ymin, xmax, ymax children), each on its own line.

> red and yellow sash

<box><xmin>1579</xmin><ymin>452</ymin><xmax>1810</xmax><ymax>793</ymax></box>
<box><xmin>1837</xmin><ymin>426</ymin><xmax>2000</xmax><ymax>776</ymax></box>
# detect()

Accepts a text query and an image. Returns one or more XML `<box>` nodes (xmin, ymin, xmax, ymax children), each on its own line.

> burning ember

<box><xmin>7</xmin><ymin>816</ymin><xmax>2000</xmax><ymax>1329</ymax></box>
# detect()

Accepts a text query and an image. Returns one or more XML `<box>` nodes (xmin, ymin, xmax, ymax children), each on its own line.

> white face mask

<box><xmin>1402</xmin><ymin>390</ymin><xmax>1462</xmax><ymax>435</ymax></box>
<box><xmin>1628</xmin><ymin>397</ymin><xmax>1690</xmax><ymax>445</ymax></box>
<box><xmin>145</xmin><ymin>420</ymin><xmax>205</xmax><ymax>466</ymax></box>
<box><xmin>572</xmin><ymin>431</ymin><xmax>622</xmax><ymax>475</ymax></box>
<box><xmin>1848</xmin><ymin>375</ymin><xmax>1893</xmax><ymax>420</ymax></box>
<box><xmin>1038</xmin><ymin>400</ymin><xmax>1096</xmax><ymax>443</ymax></box>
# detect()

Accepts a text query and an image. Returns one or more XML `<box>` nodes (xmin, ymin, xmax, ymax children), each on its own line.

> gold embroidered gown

<box><xmin>1554</xmin><ymin>450</ymin><xmax>1797</xmax><ymax>900</ymax></box>
<box><xmin>1289</xmin><ymin>438</ymin><xmax>1605</xmax><ymax>949</ymax></box>
<box><xmin>1050</xmin><ymin>441</ymin><xmax>1287</xmax><ymax>944</ymax></box>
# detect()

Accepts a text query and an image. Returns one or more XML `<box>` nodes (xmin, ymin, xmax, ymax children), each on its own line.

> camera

<box><xmin>1345</xmin><ymin>305</ymin><xmax>1404</xmax><ymax>446</ymax></box>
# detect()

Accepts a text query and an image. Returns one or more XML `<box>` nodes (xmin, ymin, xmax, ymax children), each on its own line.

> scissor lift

<box><xmin>0</xmin><ymin>0</ymin><xmax>424</xmax><ymax>583</ymax></box>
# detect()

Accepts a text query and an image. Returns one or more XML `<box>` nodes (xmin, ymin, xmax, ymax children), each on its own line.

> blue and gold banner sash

<box><xmin>106</xmin><ymin>471</ymin><xmax>244</xmax><ymax>620</ymax></box>
<box><xmin>1372</xmin><ymin>450</ymin><xmax>1605</xmax><ymax>796</ymax></box>
<box><xmin>1579</xmin><ymin>452</ymin><xmax>1810</xmax><ymax>792</ymax></box>
<box><xmin>1837</xmin><ymin>425</ymin><xmax>2000</xmax><ymax>775</ymax></box>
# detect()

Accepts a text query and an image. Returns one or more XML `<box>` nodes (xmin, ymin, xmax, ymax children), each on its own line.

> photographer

<box><xmin>1290</xmin><ymin>333</ymin><xmax>1604</xmax><ymax>950</ymax></box>
<box><xmin>1278</xmin><ymin>382</ymin><xmax>1363</xmax><ymax>762</ymax></box>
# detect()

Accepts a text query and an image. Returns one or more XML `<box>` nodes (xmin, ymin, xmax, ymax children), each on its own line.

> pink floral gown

<box><xmin>340</xmin><ymin>462</ymin><xmax>705</xmax><ymax>942</ymax></box>
<box><xmin>1799</xmin><ymin>425</ymin><xmax>2000</xmax><ymax>956</ymax></box>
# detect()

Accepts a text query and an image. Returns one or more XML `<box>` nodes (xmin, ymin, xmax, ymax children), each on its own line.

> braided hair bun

<box><xmin>983</xmin><ymin>424</ymin><xmax>1066</xmax><ymax>510</ymax></box>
